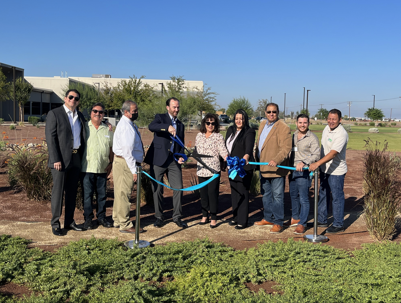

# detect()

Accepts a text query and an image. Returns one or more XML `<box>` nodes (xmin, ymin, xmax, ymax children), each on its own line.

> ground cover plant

<box><xmin>1</xmin><ymin>236</ymin><xmax>401</xmax><ymax>302</ymax></box>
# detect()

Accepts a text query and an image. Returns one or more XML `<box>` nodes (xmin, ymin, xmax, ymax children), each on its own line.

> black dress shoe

<box><xmin>326</xmin><ymin>225</ymin><xmax>344</xmax><ymax>234</ymax></box>
<box><xmin>65</xmin><ymin>222</ymin><xmax>84</xmax><ymax>231</ymax></box>
<box><xmin>83</xmin><ymin>219</ymin><xmax>94</xmax><ymax>230</ymax></box>
<box><xmin>235</xmin><ymin>224</ymin><xmax>246</xmax><ymax>230</ymax></box>
<box><xmin>228</xmin><ymin>220</ymin><xmax>237</xmax><ymax>226</ymax></box>
<box><xmin>52</xmin><ymin>227</ymin><xmax>64</xmax><ymax>236</ymax></box>
<box><xmin>154</xmin><ymin>218</ymin><xmax>164</xmax><ymax>228</ymax></box>
<box><xmin>210</xmin><ymin>223</ymin><xmax>218</xmax><ymax>229</ymax></box>
<box><xmin>173</xmin><ymin>219</ymin><xmax>188</xmax><ymax>228</ymax></box>
<box><xmin>199</xmin><ymin>218</ymin><xmax>209</xmax><ymax>225</ymax></box>
<box><xmin>317</xmin><ymin>222</ymin><xmax>329</xmax><ymax>227</ymax></box>
<box><xmin>98</xmin><ymin>218</ymin><xmax>112</xmax><ymax>228</ymax></box>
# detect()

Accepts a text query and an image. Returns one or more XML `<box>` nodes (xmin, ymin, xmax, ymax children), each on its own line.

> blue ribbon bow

<box><xmin>227</xmin><ymin>156</ymin><xmax>247</xmax><ymax>180</ymax></box>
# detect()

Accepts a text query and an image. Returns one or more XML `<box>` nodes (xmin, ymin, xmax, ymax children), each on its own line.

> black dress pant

<box><xmin>229</xmin><ymin>170</ymin><xmax>253</xmax><ymax>226</ymax></box>
<box><xmin>50</xmin><ymin>153</ymin><xmax>81</xmax><ymax>229</ymax></box>
<box><xmin>198</xmin><ymin>174</ymin><xmax>221</xmax><ymax>220</ymax></box>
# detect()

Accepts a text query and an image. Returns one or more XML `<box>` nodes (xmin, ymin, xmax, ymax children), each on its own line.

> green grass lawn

<box><xmin>2</xmin><ymin>235</ymin><xmax>401</xmax><ymax>302</ymax></box>
<box><xmin>222</xmin><ymin>125</ymin><xmax>401</xmax><ymax>152</ymax></box>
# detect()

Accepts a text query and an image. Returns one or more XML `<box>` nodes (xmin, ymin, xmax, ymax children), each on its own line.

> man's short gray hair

<box><xmin>121</xmin><ymin>100</ymin><xmax>137</xmax><ymax>113</ymax></box>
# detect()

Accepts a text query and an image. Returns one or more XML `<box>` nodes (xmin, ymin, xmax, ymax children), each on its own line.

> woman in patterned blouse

<box><xmin>195</xmin><ymin>113</ymin><xmax>228</xmax><ymax>228</ymax></box>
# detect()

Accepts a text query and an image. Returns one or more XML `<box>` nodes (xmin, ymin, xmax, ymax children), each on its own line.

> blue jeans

<box><xmin>82</xmin><ymin>172</ymin><xmax>107</xmax><ymax>221</ymax></box>
<box><xmin>318</xmin><ymin>172</ymin><xmax>346</xmax><ymax>228</ymax></box>
<box><xmin>289</xmin><ymin>171</ymin><xmax>312</xmax><ymax>226</ymax></box>
<box><xmin>260</xmin><ymin>175</ymin><xmax>285</xmax><ymax>225</ymax></box>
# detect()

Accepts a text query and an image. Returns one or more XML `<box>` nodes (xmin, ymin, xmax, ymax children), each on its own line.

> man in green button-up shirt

<box><xmin>81</xmin><ymin>103</ymin><xmax>114</xmax><ymax>230</ymax></box>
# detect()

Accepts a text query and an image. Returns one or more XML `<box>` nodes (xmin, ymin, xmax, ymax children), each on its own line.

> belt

<box><xmin>115</xmin><ymin>155</ymin><xmax>141</xmax><ymax>166</ymax></box>
<box><xmin>72</xmin><ymin>149</ymin><xmax>78</xmax><ymax>154</ymax></box>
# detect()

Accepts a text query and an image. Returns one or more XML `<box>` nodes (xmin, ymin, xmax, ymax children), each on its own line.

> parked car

<box><xmin>219</xmin><ymin>114</ymin><xmax>229</xmax><ymax>123</ymax></box>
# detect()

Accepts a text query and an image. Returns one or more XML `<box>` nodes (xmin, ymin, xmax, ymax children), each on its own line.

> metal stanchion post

<box><xmin>125</xmin><ymin>166</ymin><xmax>150</xmax><ymax>249</ymax></box>
<box><xmin>304</xmin><ymin>169</ymin><xmax>328</xmax><ymax>243</ymax></box>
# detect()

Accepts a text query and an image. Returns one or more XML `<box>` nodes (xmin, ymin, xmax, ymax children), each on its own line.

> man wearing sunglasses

<box><xmin>45</xmin><ymin>89</ymin><xmax>86</xmax><ymax>236</ymax></box>
<box><xmin>81</xmin><ymin>103</ymin><xmax>114</xmax><ymax>230</ymax></box>
<box><xmin>255</xmin><ymin>103</ymin><xmax>292</xmax><ymax>233</ymax></box>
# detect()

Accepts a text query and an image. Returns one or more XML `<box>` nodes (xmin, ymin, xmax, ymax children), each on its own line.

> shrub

<box><xmin>391</xmin><ymin>122</ymin><xmax>396</xmax><ymax>126</ymax></box>
<box><xmin>9</xmin><ymin>124</ymin><xmax>16</xmax><ymax>130</ymax></box>
<box><xmin>7</xmin><ymin>145</ymin><xmax>53</xmax><ymax>201</ymax></box>
<box><xmin>343</xmin><ymin>124</ymin><xmax>352</xmax><ymax>132</ymax></box>
<box><xmin>377</xmin><ymin>122</ymin><xmax>384</xmax><ymax>127</ymax></box>
<box><xmin>354</xmin><ymin>122</ymin><xmax>358</xmax><ymax>126</ymax></box>
<box><xmin>250</xmin><ymin>170</ymin><xmax>260</xmax><ymax>195</ymax></box>
<box><xmin>363</xmin><ymin>139</ymin><xmax>401</xmax><ymax>240</ymax></box>
<box><xmin>140</xmin><ymin>163</ymin><xmax>153</xmax><ymax>205</ymax></box>
<box><xmin>28</xmin><ymin>116</ymin><xmax>40</xmax><ymax>126</ymax></box>
<box><xmin>0</xmin><ymin>118</ymin><xmax>4</xmax><ymax>125</ymax></box>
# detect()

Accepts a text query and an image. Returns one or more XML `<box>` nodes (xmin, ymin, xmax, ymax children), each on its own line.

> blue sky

<box><xmin>1</xmin><ymin>0</ymin><xmax>400</xmax><ymax>118</ymax></box>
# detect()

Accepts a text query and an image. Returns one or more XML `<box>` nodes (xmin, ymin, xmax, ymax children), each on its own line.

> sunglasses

<box><xmin>67</xmin><ymin>95</ymin><xmax>80</xmax><ymax>101</ymax></box>
<box><xmin>205</xmin><ymin>122</ymin><xmax>216</xmax><ymax>126</ymax></box>
<box><xmin>92</xmin><ymin>109</ymin><xmax>105</xmax><ymax>114</ymax></box>
<box><xmin>266</xmin><ymin>111</ymin><xmax>277</xmax><ymax>114</ymax></box>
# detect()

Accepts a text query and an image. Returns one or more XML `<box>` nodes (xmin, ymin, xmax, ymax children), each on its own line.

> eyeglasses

<box><xmin>266</xmin><ymin>111</ymin><xmax>277</xmax><ymax>114</ymax></box>
<box><xmin>68</xmin><ymin>95</ymin><xmax>80</xmax><ymax>101</ymax></box>
<box><xmin>92</xmin><ymin>109</ymin><xmax>105</xmax><ymax>114</ymax></box>
<box><xmin>205</xmin><ymin>122</ymin><xmax>216</xmax><ymax>126</ymax></box>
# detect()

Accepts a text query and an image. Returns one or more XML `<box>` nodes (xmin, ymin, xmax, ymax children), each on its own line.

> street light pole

<box><xmin>372</xmin><ymin>95</ymin><xmax>375</xmax><ymax>109</ymax></box>
<box><xmin>159</xmin><ymin>83</ymin><xmax>164</xmax><ymax>96</ymax></box>
<box><xmin>303</xmin><ymin>87</ymin><xmax>305</xmax><ymax>110</ymax></box>
<box><xmin>306</xmin><ymin>90</ymin><xmax>311</xmax><ymax>114</ymax></box>
<box><xmin>283</xmin><ymin>93</ymin><xmax>286</xmax><ymax>121</ymax></box>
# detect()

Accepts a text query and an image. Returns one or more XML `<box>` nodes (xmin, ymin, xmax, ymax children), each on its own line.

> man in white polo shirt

<box><xmin>309</xmin><ymin>109</ymin><xmax>348</xmax><ymax>233</ymax></box>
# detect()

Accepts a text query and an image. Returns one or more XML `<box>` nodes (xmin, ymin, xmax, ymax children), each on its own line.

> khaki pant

<box><xmin>112</xmin><ymin>156</ymin><xmax>134</xmax><ymax>230</ymax></box>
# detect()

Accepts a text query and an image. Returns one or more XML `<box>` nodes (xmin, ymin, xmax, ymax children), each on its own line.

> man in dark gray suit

<box><xmin>45</xmin><ymin>89</ymin><xmax>86</xmax><ymax>236</ymax></box>
<box><xmin>144</xmin><ymin>97</ymin><xmax>187</xmax><ymax>229</ymax></box>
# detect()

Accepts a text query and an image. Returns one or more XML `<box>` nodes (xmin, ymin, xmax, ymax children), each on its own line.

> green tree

<box><xmin>315</xmin><ymin>108</ymin><xmax>329</xmax><ymax>120</ymax></box>
<box><xmin>63</xmin><ymin>82</ymin><xmax>100</xmax><ymax>113</ymax></box>
<box><xmin>190</xmin><ymin>85</ymin><xmax>217</xmax><ymax>118</ymax></box>
<box><xmin>300</xmin><ymin>108</ymin><xmax>310</xmax><ymax>117</ymax></box>
<box><xmin>12</xmin><ymin>77</ymin><xmax>33</xmax><ymax>122</ymax></box>
<box><xmin>0</xmin><ymin>68</ymin><xmax>11</xmax><ymax>102</ymax></box>
<box><xmin>226</xmin><ymin>97</ymin><xmax>253</xmax><ymax>118</ymax></box>
<box><xmin>365</xmin><ymin>107</ymin><xmax>384</xmax><ymax>121</ymax></box>
<box><xmin>254</xmin><ymin>99</ymin><xmax>268</xmax><ymax>117</ymax></box>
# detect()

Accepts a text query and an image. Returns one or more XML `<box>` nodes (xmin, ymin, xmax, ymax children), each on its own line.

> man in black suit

<box><xmin>144</xmin><ymin>97</ymin><xmax>188</xmax><ymax>228</ymax></box>
<box><xmin>45</xmin><ymin>89</ymin><xmax>86</xmax><ymax>236</ymax></box>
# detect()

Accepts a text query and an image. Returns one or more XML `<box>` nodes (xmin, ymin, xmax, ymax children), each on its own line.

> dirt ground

<box><xmin>1</xmin><ymin>124</ymin><xmax>399</xmax><ymax>253</ymax></box>
<box><xmin>1</xmin><ymin>125</ymin><xmax>401</xmax><ymax>298</ymax></box>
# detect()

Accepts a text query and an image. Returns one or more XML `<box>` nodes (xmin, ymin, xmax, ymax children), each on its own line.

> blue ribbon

<box><xmin>226</xmin><ymin>156</ymin><xmax>314</xmax><ymax>179</ymax></box>
<box><xmin>227</xmin><ymin>156</ymin><xmax>247</xmax><ymax>179</ymax></box>
<box><xmin>142</xmin><ymin>171</ymin><xmax>219</xmax><ymax>191</ymax></box>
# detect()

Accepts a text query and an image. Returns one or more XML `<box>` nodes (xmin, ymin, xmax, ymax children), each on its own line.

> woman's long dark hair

<box><xmin>232</xmin><ymin>109</ymin><xmax>250</xmax><ymax>132</ymax></box>
<box><xmin>228</xmin><ymin>109</ymin><xmax>250</xmax><ymax>143</ymax></box>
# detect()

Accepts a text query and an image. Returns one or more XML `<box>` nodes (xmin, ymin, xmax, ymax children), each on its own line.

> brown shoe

<box><xmin>255</xmin><ymin>219</ymin><xmax>274</xmax><ymax>226</ymax></box>
<box><xmin>270</xmin><ymin>224</ymin><xmax>283</xmax><ymax>234</ymax></box>
<box><xmin>294</xmin><ymin>224</ymin><xmax>305</xmax><ymax>234</ymax></box>
<box><xmin>283</xmin><ymin>218</ymin><xmax>301</xmax><ymax>227</ymax></box>
<box><xmin>119</xmin><ymin>227</ymin><xmax>144</xmax><ymax>234</ymax></box>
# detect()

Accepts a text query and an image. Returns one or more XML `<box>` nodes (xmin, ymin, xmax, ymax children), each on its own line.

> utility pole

<box><xmin>283</xmin><ymin>93</ymin><xmax>286</xmax><ymax>121</ymax></box>
<box><xmin>390</xmin><ymin>108</ymin><xmax>392</xmax><ymax>121</ymax></box>
<box><xmin>303</xmin><ymin>87</ymin><xmax>305</xmax><ymax>110</ymax></box>
<box><xmin>372</xmin><ymin>95</ymin><xmax>375</xmax><ymax>109</ymax></box>
<box><xmin>319</xmin><ymin>104</ymin><xmax>323</xmax><ymax>109</ymax></box>
<box><xmin>270</xmin><ymin>96</ymin><xmax>272</xmax><ymax>103</ymax></box>
<box><xmin>306</xmin><ymin>90</ymin><xmax>311</xmax><ymax>114</ymax></box>
<box><xmin>159</xmin><ymin>83</ymin><xmax>164</xmax><ymax>96</ymax></box>
<box><xmin>347</xmin><ymin>101</ymin><xmax>351</xmax><ymax>121</ymax></box>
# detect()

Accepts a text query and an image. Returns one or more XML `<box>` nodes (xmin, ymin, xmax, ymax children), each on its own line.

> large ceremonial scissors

<box><xmin>170</xmin><ymin>135</ymin><xmax>216</xmax><ymax>174</ymax></box>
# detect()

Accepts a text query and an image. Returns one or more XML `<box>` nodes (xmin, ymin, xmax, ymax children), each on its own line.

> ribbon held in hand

<box><xmin>227</xmin><ymin>156</ymin><xmax>247</xmax><ymax>180</ymax></box>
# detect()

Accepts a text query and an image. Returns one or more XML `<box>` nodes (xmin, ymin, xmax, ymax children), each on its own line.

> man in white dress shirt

<box><xmin>112</xmin><ymin>100</ymin><xmax>144</xmax><ymax>233</ymax></box>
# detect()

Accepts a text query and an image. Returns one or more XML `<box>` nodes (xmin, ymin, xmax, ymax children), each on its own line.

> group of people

<box><xmin>46</xmin><ymin>89</ymin><xmax>348</xmax><ymax>236</ymax></box>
